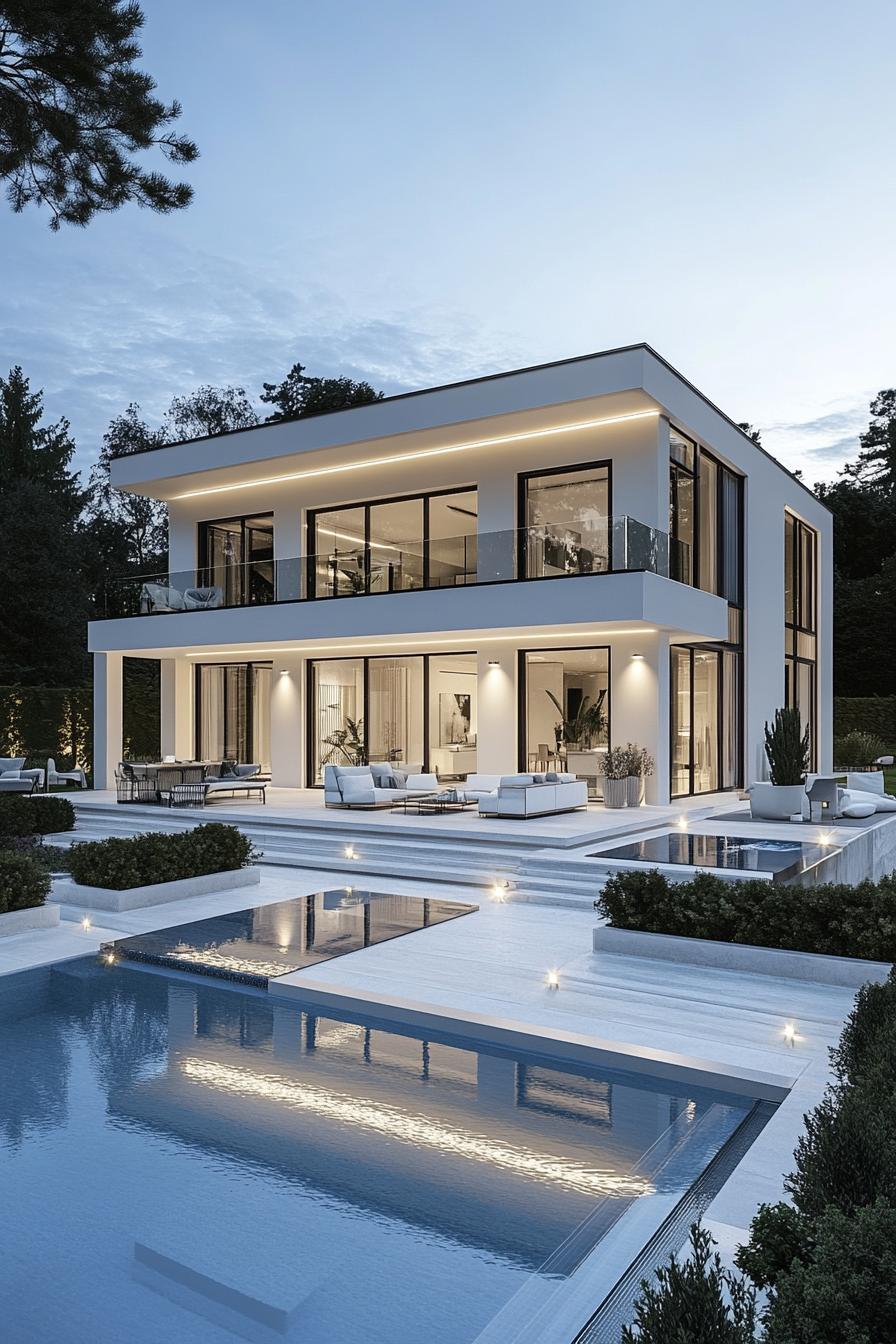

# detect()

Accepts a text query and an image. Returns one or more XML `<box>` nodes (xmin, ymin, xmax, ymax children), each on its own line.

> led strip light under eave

<box><xmin>170</xmin><ymin>409</ymin><xmax>660</xmax><ymax>500</ymax></box>
<box><xmin>182</xmin><ymin>629</ymin><xmax>657</xmax><ymax>659</ymax></box>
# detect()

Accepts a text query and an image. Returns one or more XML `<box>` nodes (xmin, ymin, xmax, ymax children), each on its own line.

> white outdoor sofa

<box><xmin>477</xmin><ymin>772</ymin><xmax>588</xmax><ymax>818</ymax></box>
<box><xmin>324</xmin><ymin>764</ymin><xmax>439</xmax><ymax>808</ymax></box>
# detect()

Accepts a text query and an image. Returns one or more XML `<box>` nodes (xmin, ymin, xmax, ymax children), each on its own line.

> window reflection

<box><xmin>523</xmin><ymin>464</ymin><xmax>610</xmax><ymax>578</ymax></box>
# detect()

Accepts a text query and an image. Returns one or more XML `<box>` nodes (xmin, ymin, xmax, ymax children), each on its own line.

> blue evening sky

<box><xmin>1</xmin><ymin>0</ymin><xmax>894</xmax><ymax>479</ymax></box>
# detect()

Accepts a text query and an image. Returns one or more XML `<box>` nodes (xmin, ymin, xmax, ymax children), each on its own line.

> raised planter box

<box><xmin>51</xmin><ymin>866</ymin><xmax>260</xmax><ymax>913</ymax></box>
<box><xmin>592</xmin><ymin>923</ymin><xmax>891</xmax><ymax>988</ymax></box>
<box><xmin>0</xmin><ymin>903</ymin><xmax>60</xmax><ymax>936</ymax></box>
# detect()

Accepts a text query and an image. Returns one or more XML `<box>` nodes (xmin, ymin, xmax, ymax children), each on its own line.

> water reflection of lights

<box><xmin>165</xmin><ymin>946</ymin><xmax>292</xmax><ymax>978</ymax></box>
<box><xmin>179</xmin><ymin>1057</ymin><xmax>653</xmax><ymax>1199</ymax></box>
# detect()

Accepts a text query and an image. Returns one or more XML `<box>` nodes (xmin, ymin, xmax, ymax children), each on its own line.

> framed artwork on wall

<box><xmin>440</xmin><ymin>692</ymin><xmax>471</xmax><ymax>745</ymax></box>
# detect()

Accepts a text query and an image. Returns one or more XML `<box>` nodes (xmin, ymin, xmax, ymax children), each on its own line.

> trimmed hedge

<box><xmin>596</xmin><ymin>869</ymin><xmax>896</xmax><ymax>963</ymax></box>
<box><xmin>0</xmin><ymin>850</ymin><xmax>51</xmax><ymax>912</ymax></box>
<box><xmin>0</xmin><ymin>794</ymin><xmax>75</xmax><ymax>838</ymax></box>
<box><xmin>67</xmin><ymin>823</ymin><xmax>258</xmax><ymax>890</ymax></box>
<box><xmin>835</xmin><ymin>695</ymin><xmax>896</xmax><ymax>743</ymax></box>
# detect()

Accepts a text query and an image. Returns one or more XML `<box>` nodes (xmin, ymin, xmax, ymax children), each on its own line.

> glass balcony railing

<box><xmin>100</xmin><ymin>517</ymin><xmax>690</xmax><ymax>618</ymax></box>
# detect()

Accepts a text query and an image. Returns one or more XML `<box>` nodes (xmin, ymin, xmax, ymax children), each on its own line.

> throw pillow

<box><xmin>847</xmin><ymin>771</ymin><xmax>885</xmax><ymax>796</ymax></box>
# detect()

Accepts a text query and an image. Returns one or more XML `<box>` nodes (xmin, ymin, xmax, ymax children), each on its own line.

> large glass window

<box><xmin>310</xmin><ymin>488</ymin><xmax>477</xmax><ymax>597</ymax></box>
<box><xmin>308</xmin><ymin>651</ymin><xmax>476</xmax><ymax>784</ymax></box>
<box><xmin>199</xmin><ymin>515</ymin><xmax>274</xmax><ymax>606</ymax></box>
<box><xmin>669</xmin><ymin>431</ymin><xmax>742</xmax><ymax>601</ymax></box>
<box><xmin>671</xmin><ymin>646</ymin><xmax>741</xmax><ymax>797</ymax></box>
<box><xmin>196</xmin><ymin>663</ymin><xmax>271</xmax><ymax>770</ymax></box>
<box><xmin>785</xmin><ymin>513</ymin><xmax>817</xmax><ymax>768</ymax></box>
<box><xmin>521</xmin><ymin>647</ymin><xmax>610</xmax><ymax>798</ymax></box>
<box><xmin>522</xmin><ymin>463</ymin><xmax>610</xmax><ymax>578</ymax></box>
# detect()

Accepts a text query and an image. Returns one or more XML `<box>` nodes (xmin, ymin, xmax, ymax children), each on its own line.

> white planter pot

<box><xmin>625</xmin><ymin>776</ymin><xmax>642</xmax><ymax>807</ymax></box>
<box><xmin>749</xmin><ymin>783</ymin><xmax>806</xmax><ymax>821</ymax></box>
<box><xmin>593</xmin><ymin>924</ymin><xmax>891</xmax><ymax>988</ymax></box>
<box><xmin>51</xmin><ymin>866</ymin><xmax>260</xmax><ymax>913</ymax></box>
<box><xmin>0</xmin><ymin>902</ymin><xmax>60</xmax><ymax>936</ymax></box>
<box><xmin>603</xmin><ymin>778</ymin><xmax>627</xmax><ymax>809</ymax></box>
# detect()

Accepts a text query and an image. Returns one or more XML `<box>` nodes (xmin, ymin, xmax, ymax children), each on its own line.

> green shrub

<box><xmin>596</xmin><ymin>869</ymin><xmax>896</xmax><ymax>962</ymax></box>
<box><xmin>622</xmin><ymin>1222</ymin><xmax>757</xmax><ymax>1343</ymax></box>
<box><xmin>763</xmin><ymin>1203</ymin><xmax>896</xmax><ymax>1344</ymax></box>
<box><xmin>0</xmin><ymin>794</ymin><xmax>75</xmax><ymax>838</ymax></box>
<box><xmin>786</xmin><ymin>1083</ymin><xmax>896</xmax><ymax>1220</ymax></box>
<box><xmin>830</xmin><ymin>968</ymin><xmax>896</xmax><ymax>1085</ymax></box>
<box><xmin>735</xmin><ymin>1201</ymin><xmax>808</xmax><ymax>1291</ymax></box>
<box><xmin>67</xmin><ymin>823</ymin><xmax>258</xmax><ymax>890</ymax></box>
<box><xmin>834</xmin><ymin>729</ymin><xmax>886</xmax><ymax>767</ymax></box>
<box><xmin>0</xmin><ymin>850</ymin><xmax>51</xmax><ymax>912</ymax></box>
<box><xmin>835</xmin><ymin>695</ymin><xmax>896</xmax><ymax>742</ymax></box>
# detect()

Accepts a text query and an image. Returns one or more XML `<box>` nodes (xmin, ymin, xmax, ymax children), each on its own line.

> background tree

<box><xmin>165</xmin><ymin>384</ymin><xmax>258</xmax><ymax>441</ymax></box>
<box><xmin>0</xmin><ymin>366</ymin><xmax>88</xmax><ymax>683</ymax></box>
<box><xmin>0</xmin><ymin>0</ymin><xmax>197</xmax><ymax>229</ymax></box>
<box><xmin>736</xmin><ymin>422</ymin><xmax>763</xmax><ymax>446</ymax></box>
<box><xmin>87</xmin><ymin>404</ymin><xmax>167</xmax><ymax>570</ymax></box>
<box><xmin>261</xmin><ymin>360</ymin><xmax>383</xmax><ymax>422</ymax></box>
<box><xmin>848</xmin><ymin>389</ymin><xmax>896</xmax><ymax>489</ymax></box>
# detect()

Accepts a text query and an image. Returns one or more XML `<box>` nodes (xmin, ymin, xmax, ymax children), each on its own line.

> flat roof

<box><xmin>111</xmin><ymin>341</ymin><xmax>827</xmax><ymax>509</ymax></box>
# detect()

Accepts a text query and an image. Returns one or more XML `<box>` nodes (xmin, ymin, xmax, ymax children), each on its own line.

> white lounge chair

<box><xmin>47</xmin><ymin>757</ymin><xmax>87</xmax><ymax>790</ymax></box>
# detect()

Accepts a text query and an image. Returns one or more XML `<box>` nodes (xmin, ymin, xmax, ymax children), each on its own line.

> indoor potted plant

<box><xmin>756</xmin><ymin>707</ymin><xmax>810</xmax><ymax>818</ymax></box>
<box><xmin>599</xmin><ymin>746</ymin><xmax>629</xmax><ymax>808</ymax></box>
<box><xmin>624</xmin><ymin>744</ymin><xmax>655</xmax><ymax>806</ymax></box>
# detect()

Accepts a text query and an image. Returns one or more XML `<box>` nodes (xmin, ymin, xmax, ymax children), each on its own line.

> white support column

<box><xmin>270</xmin><ymin>653</ymin><xmax>304</xmax><ymax>788</ymax></box>
<box><xmin>93</xmin><ymin>651</ymin><xmax>123</xmax><ymax>791</ymax></box>
<box><xmin>160</xmin><ymin>658</ymin><xmax>195</xmax><ymax>761</ymax></box>
<box><xmin>609</xmin><ymin>631</ymin><xmax>670</xmax><ymax>804</ymax></box>
<box><xmin>476</xmin><ymin>644</ymin><xmax>518</xmax><ymax>775</ymax></box>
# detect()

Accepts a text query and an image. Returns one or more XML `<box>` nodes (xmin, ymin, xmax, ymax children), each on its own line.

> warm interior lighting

<box><xmin>178</xmin><ymin>1057</ymin><xmax>651</xmax><ymax>1197</ymax></box>
<box><xmin>171</xmin><ymin>410</ymin><xmax>660</xmax><ymax>501</ymax></box>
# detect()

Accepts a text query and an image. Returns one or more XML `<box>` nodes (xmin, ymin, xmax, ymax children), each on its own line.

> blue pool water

<box><xmin>1</xmin><ymin>960</ymin><xmax>758</xmax><ymax>1344</ymax></box>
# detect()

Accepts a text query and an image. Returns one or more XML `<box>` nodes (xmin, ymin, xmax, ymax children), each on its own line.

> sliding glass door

<box><xmin>310</xmin><ymin>488</ymin><xmax>477</xmax><ymax>597</ymax></box>
<box><xmin>520</xmin><ymin>646</ymin><xmax>610</xmax><ymax>798</ymax></box>
<box><xmin>670</xmin><ymin>646</ymin><xmax>741</xmax><ymax>797</ymax></box>
<box><xmin>307</xmin><ymin>652</ymin><xmax>477</xmax><ymax>784</ymax></box>
<box><xmin>196</xmin><ymin>663</ymin><xmax>272</xmax><ymax>769</ymax></box>
<box><xmin>199</xmin><ymin>515</ymin><xmax>275</xmax><ymax>606</ymax></box>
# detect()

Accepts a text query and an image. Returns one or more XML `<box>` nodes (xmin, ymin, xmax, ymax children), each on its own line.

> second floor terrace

<box><xmin>101</xmin><ymin>515</ymin><xmax>691</xmax><ymax>619</ymax></box>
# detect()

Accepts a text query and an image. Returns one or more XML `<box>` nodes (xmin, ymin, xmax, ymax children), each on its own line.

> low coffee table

<box><xmin>391</xmin><ymin>791</ymin><xmax>476</xmax><ymax>815</ymax></box>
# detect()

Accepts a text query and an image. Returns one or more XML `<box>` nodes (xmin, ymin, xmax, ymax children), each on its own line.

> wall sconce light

<box><xmin>487</xmin><ymin>659</ymin><xmax>499</xmax><ymax>666</ymax></box>
<box><xmin>280</xmin><ymin>668</ymin><xmax>290</xmax><ymax>676</ymax></box>
<box><xmin>631</xmin><ymin>653</ymin><xmax>644</xmax><ymax>660</ymax></box>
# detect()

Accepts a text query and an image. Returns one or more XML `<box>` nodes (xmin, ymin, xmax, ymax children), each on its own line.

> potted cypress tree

<box><xmin>753</xmin><ymin>707</ymin><xmax>810</xmax><ymax>819</ymax></box>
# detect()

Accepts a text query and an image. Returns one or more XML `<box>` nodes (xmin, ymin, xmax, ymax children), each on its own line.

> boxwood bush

<box><xmin>596</xmin><ymin>868</ymin><xmax>896</xmax><ymax>962</ymax></box>
<box><xmin>0</xmin><ymin>794</ymin><xmax>75</xmax><ymax>838</ymax></box>
<box><xmin>0</xmin><ymin>850</ymin><xmax>51</xmax><ymax>912</ymax></box>
<box><xmin>67</xmin><ymin>823</ymin><xmax>258</xmax><ymax>890</ymax></box>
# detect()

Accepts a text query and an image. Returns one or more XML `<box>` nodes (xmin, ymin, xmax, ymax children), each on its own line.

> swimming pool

<box><xmin>592</xmin><ymin>831</ymin><xmax>839</xmax><ymax>882</ymax></box>
<box><xmin>1</xmin><ymin>959</ymin><xmax>765</xmax><ymax>1343</ymax></box>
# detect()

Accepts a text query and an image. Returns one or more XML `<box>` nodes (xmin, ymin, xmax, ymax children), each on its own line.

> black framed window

<box><xmin>519</xmin><ymin>461</ymin><xmax>611</xmax><ymax>579</ymax></box>
<box><xmin>307</xmin><ymin>651</ymin><xmax>478</xmax><ymax>785</ymax></box>
<box><xmin>669</xmin><ymin>429</ymin><xmax>743</xmax><ymax>603</ymax></box>
<box><xmin>198</xmin><ymin>514</ymin><xmax>274</xmax><ymax>606</ymax></box>
<box><xmin>195</xmin><ymin>662</ymin><xmax>272</xmax><ymax>770</ymax></box>
<box><xmin>308</xmin><ymin>488</ymin><xmax>477</xmax><ymax>597</ymax></box>
<box><xmin>784</xmin><ymin>512</ymin><xmax>817</xmax><ymax>768</ymax></box>
<box><xmin>518</xmin><ymin>645</ymin><xmax>610</xmax><ymax>799</ymax></box>
<box><xmin>671</xmin><ymin>644</ymin><xmax>742</xmax><ymax>797</ymax></box>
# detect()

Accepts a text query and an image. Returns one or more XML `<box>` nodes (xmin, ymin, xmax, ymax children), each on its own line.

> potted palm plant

<box><xmin>598</xmin><ymin>746</ymin><xmax>629</xmax><ymax>808</ymax></box>
<box><xmin>761</xmin><ymin>707</ymin><xmax>809</xmax><ymax>815</ymax></box>
<box><xmin>321</xmin><ymin>717</ymin><xmax>367</xmax><ymax>766</ymax></box>
<box><xmin>544</xmin><ymin>689</ymin><xmax>607</xmax><ymax>750</ymax></box>
<box><xmin>623</xmin><ymin>744</ymin><xmax>655</xmax><ymax>806</ymax></box>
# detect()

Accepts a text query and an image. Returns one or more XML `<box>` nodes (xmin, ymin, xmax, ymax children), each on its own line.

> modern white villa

<box><xmin>90</xmin><ymin>343</ymin><xmax>832</xmax><ymax>806</ymax></box>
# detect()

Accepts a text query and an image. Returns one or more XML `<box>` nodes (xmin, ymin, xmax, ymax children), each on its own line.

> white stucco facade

<box><xmin>88</xmin><ymin>344</ymin><xmax>833</xmax><ymax>803</ymax></box>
